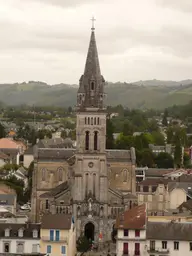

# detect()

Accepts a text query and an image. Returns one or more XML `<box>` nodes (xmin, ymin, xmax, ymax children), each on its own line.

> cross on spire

<box><xmin>91</xmin><ymin>16</ymin><xmax>96</xmax><ymax>31</ymax></box>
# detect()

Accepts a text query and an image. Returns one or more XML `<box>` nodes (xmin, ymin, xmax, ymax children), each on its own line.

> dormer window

<box><xmin>5</xmin><ymin>228</ymin><xmax>10</xmax><ymax>237</ymax></box>
<box><xmin>18</xmin><ymin>228</ymin><xmax>23</xmax><ymax>237</ymax></box>
<box><xmin>91</xmin><ymin>82</ymin><xmax>94</xmax><ymax>90</ymax></box>
<box><xmin>33</xmin><ymin>230</ymin><xmax>38</xmax><ymax>238</ymax></box>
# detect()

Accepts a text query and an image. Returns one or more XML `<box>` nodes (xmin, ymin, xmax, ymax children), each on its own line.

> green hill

<box><xmin>0</xmin><ymin>80</ymin><xmax>192</xmax><ymax>109</ymax></box>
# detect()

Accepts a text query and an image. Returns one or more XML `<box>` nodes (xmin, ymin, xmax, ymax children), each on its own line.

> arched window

<box><xmin>91</xmin><ymin>117</ymin><xmax>93</xmax><ymax>125</ymax></box>
<box><xmin>42</xmin><ymin>168</ymin><xmax>46</xmax><ymax>181</ymax></box>
<box><xmin>58</xmin><ymin>167</ymin><xmax>63</xmax><ymax>181</ymax></box>
<box><xmin>94</xmin><ymin>117</ymin><xmax>96</xmax><ymax>125</ymax></box>
<box><xmin>91</xmin><ymin>82</ymin><xmax>94</xmax><ymax>90</ymax></box>
<box><xmin>85</xmin><ymin>117</ymin><xmax>87</xmax><ymax>124</ymax></box>
<box><xmin>94</xmin><ymin>131</ymin><xmax>98</xmax><ymax>150</ymax></box>
<box><xmin>123</xmin><ymin>169</ymin><xmax>127</xmax><ymax>182</ymax></box>
<box><xmin>88</xmin><ymin>117</ymin><xmax>90</xmax><ymax>125</ymax></box>
<box><xmin>97</xmin><ymin>117</ymin><xmax>100</xmax><ymax>125</ymax></box>
<box><xmin>85</xmin><ymin>131</ymin><xmax>89</xmax><ymax>150</ymax></box>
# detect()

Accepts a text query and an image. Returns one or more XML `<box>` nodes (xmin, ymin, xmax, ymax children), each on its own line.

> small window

<box><xmin>17</xmin><ymin>243</ymin><xmax>24</xmax><ymax>253</ymax></box>
<box><xmin>124</xmin><ymin>229</ymin><xmax>129</xmax><ymax>236</ymax></box>
<box><xmin>47</xmin><ymin>245</ymin><xmax>51</xmax><ymax>254</ymax></box>
<box><xmin>174</xmin><ymin>241</ymin><xmax>179</xmax><ymax>250</ymax></box>
<box><xmin>56</xmin><ymin>230</ymin><xmax>60</xmax><ymax>241</ymax></box>
<box><xmin>32</xmin><ymin>244</ymin><xmax>38</xmax><ymax>253</ymax></box>
<box><xmin>189</xmin><ymin>242</ymin><xmax>192</xmax><ymax>251</ymax></box>
<box><xmin>88</xmin><ymin>117</ymin><xmax>90</xmax><ymax>125</ymax></box>
<box><xmin>45</xmin><ymin>199</ymin><xmax>49</xmax><ymax>210</ymax></box>
<box><xmin>4</xmin><ymin>229</ymin><xmax>10</xmax><ymax>237</ymax></box>
<box><xmin>97</xmin><ymin>117</ymin><xmax>100</xmax><ymax>125</ymax></box>
<box><xmin>94</xmin><ymin>117</ymin><xmax>96</xmax><ymax>125</ymax></box>
<box><xmin>135</xmin><ymin>230</ymin><xmax>140</xmax><ymax>237</ymax></box>
<box><xmin>42</xmin><ymin>168</ymin><xmax>46</xmax><ymax>181</ymax></box>
<box><xmin>4</xmin><ymin>243</ymin><xmax>10</xmax><ymax>253</ymax></box>
<box><xmin>91</xmin><ymin>82</ymin><xmax>94</xmax><ymax>90</ymax></box>
<box><xmin>33</xmin><ymin>230</ymin><xmax>38</xmax><ymax>238</ymax></box>
<box><xmin>143</xmin><ymin>186</ymin><xmax>149</xmax><ymax>192</ymax></box>
<box><xmin>123</xmin><ymin>169</ymin><xmax>127</xmax><ymax>182</ymax></box>
<box><xmin>61</xmin><ymin>245</ymin><xmax>66</xmax><ymax>255</ymax></box>
<box><xmin>162</xmin><ymin>241</ymin><xmax>167</xmax><ymax>249</ymax></box>
<box><xmin>18</xmin><ymin>229</ymin><xmax>23</xmax><ymax>237</ymax></box>
<box><xmin>91</xmin><ymin>117</ymin><xmax>93</xmax><ymax>125</ymax></box>
<box><xmin>58</xmin><ymin>167</ymin><xmax>63</xmax><ymax>181</ymax></box>
<box><xmin>85</xmin><ymin>117</ymin><xmax>87</xmax><ymax>124</ymax></box>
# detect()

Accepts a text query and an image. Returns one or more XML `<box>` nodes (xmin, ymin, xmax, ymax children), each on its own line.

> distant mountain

<box><xmin>132</xmin><ymin>79</ymin><xmax>192</xmax><ymax>87</ymax></box>
<box><xmin>0</xmin><ymin>80</ymin><xmax>192</xmax><ymax>109</ymax></box>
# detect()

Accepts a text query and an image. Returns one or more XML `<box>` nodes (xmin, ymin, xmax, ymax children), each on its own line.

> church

<box><xmin>31</xmin><ymin>23</ymin><xmax>137</xmax><ymax>242</ymax></box>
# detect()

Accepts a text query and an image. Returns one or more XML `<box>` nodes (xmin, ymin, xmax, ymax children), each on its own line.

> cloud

<box><xmin>0</xmin><ymin>0</ymin><xmax>192</xmax><ymax>84</ymax></box>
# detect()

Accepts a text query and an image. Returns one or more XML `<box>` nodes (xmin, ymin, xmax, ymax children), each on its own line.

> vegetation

<box><xmin>0</xmin><ymin>80</ymin><xmax>192</xmax><ymax>109</ymax></box>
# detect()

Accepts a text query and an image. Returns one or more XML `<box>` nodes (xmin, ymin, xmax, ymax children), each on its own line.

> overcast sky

<box><xmin>1</xmin><ymin>0</ymin><xmax>192</xmax><ymax>84</ymax></box>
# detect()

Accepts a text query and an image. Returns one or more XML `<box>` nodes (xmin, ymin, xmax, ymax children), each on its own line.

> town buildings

<box><xmin>40</xmin><ymin>214</ymin><xmax>76</xmax><ymax>256</ymax></box>
<box><xmin>0</xmin><ymin>222</ymin><xmax>41</xmax><ymax>255</ymax></box>
<box><xmin>31</xmin><ymin>25</ymin><xmax>137</xmax><ymax>242</ymax></box>
<box><xmin>116</xmin><ymin>204</ymin><xmax>192</xmax><ymax>256</ymax></box>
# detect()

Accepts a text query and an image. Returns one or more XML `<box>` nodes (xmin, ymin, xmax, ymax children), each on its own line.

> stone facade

<box><xmin>31</xmin><ymin>27</ymin><xmax>136</xmax><ymax>243</ymax></box>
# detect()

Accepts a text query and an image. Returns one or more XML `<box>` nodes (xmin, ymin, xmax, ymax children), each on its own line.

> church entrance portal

<box><xmin>84</xmin><ymin>222</ymin><xmax>95</xmax><ymax>241</ymax></box>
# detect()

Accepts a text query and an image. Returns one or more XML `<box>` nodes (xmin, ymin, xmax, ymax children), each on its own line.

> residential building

<box><xmin>31</xmin><ymin>24</ymin><xmax>137</xmax><ymax>242</ymax></box>
<box><xmin>137</xmin><ymin>177</ymin><xmax>192</xmax><ymax>211</ymax></box>
<box><xmin>137</xmin><ymin>179</ymin><xmax>169</xmax><ymax>211</ymax></box>
<box><xmin>0</xmin><ymin>184</ymin><xmax>17</xmax><ymax>214</ymax></box>
<box><xmin>115</xmin><ymin>204</ymin><xmax>146</xmax><ymax>256</ymax></box>
<box><xmin>116</xmin><ymin>204</ymin><xmax>192</xmax><ymax>256</ymax></box>
<box><xmin>146</xmin><ymin>222</ymin><xmax>192</xmax><ymax>256</ymax></box>
<box><xmin>0</xmin><ymin>138</ymin><xmax>26</xmax><ymax>165</ymax></box>
<box><xmin>40</xmin><ymin>214</ymin><xmax>76</xmax><ymax>256</ymax></box>
<box><xmin>0</xmin><ymin>222</ymin><xmax>41</xmax><ymax>255</ymax></box>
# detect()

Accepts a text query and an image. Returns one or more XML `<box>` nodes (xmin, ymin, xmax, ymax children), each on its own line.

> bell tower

<box><xmin>76</xmin><ymin>18</ymin><xmax>106</xmax><ymax>155</ymax></box>
<box><xmin>73</xmin><ymin>20</ymin><xmax>108</xmax><ymax>241</ymax></box>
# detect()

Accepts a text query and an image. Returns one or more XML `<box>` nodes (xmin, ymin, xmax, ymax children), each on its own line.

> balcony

<box><xmin>147</xmin><ymin>247</ymin><xmax>170</xmax><ymax>254</ymax></box>
<box><xmin>41</xmin><ymin>236</ymin><xmax>68</xmax><ymax>243</ymax></box>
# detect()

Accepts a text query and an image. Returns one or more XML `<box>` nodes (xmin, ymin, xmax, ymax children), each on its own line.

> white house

<box><xmin>116</xmin><ymin>204</ymin><xmax>192</xmax><ymax>256</ymax></box>
<box><xmin>115</xmin><ymin>204</ymin><xmax>146</xmax><ymax>256</ymax></box>
<box><xmin>0</xmin><ymin>222</ymin><xmax>41</xmax><ymax>255</ymax></box>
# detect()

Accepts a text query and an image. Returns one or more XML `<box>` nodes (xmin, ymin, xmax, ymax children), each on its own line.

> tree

<box><xmin>123</xmin><ymin>121</ymin><xmax>134</xmax><ymax>136</ymax></box>
<box><xmin>162</xmin><ymin>109</ymin><xmax>168</xmax><ymax>126</ymax></box>
<box><xmin>61</xmin><ymin>130</ymin><xmax>67</xmax><ymax>139</ymax></box>
<box><xmin>76</xmin><ymin>235</ymin><xmax>90</xmax><ymax>252</ymax></box>
<box><xmin>148</xmin><ymin>119</ymin><xmax>159</xmax><ymax>132</ymax></box>
<box><xmin>106</xmin><ymin>118</ymin><xmax>115</xmax><ymax>149</ymax></box>
<box><xmin>151</xmin><ymin>131</ymin><xmax>165</xmax><ymax>145</ymax></box>
<box><xmin>174</xmin><ymin>138</ymin><xmax>182</xmax><ymax>168</ymax></box>
<box><xmin>0</xmin><ymin>123</ymin><xmax>6</xmax><ymax>138</ymax></box>
<box><xmin>183</xmin><ymin>153</ymin><xmax>191</xmax><ymax>168</ymax></box>
<box><xmin>138</xmin><ymin>149</ymin><xmax>155</xmax><ymax>167</ymax></box>
<box><xmin>154</xmin><ymin>152</ymin><xmax>174</xmax><ymax>168</ymax></box>
<box><xmin>116</xmin><ymin>134</ymin><xmax>135</xmax><ymax>149</ymax></box>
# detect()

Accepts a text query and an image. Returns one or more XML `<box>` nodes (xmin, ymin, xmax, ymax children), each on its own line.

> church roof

<box><xmin>106</xmin><ymin>149</ymin><xmax>133</xmax><ymax>162</ymax></box>
<box><xmin>40</xmin><ymin>181</ymin><xmax>69</xmax><ymax>198</ymax></box>
<box><xmin>35</xmin><ymin>148</ymin><xmax>75</xmax><ymax>160</ymax></box>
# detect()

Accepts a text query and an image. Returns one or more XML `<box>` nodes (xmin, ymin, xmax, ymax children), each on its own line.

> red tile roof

<box><xmin>115</xmin><ymin>204</ymin><xmax>146</xmax><ymax>230</ymax></box>
<box><xmin>0</xmin><ymin>138</ymin><xmax>19</xmax><ymax>149</ymax></box>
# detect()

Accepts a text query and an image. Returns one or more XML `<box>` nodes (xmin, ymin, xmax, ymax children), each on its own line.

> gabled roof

<box><xmin>41</xmin><ymin>214</ymin><xmax>72</xmax><ymax>230</ymax></box>
<box><xmin>35</xmin><ymin>148</ymin><xmax>75</xmax><ymax>160</ymax></box>
<box><xmin>115</xmin><ymin>204</ymin><xmax>146</xmax><ymax>229</ymax></box>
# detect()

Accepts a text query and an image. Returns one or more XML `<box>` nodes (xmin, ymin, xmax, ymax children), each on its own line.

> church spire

<box><xmin>77</xmin><ymin>18</ymin><xmax>106</xmax><ymax>111</ymax></box>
